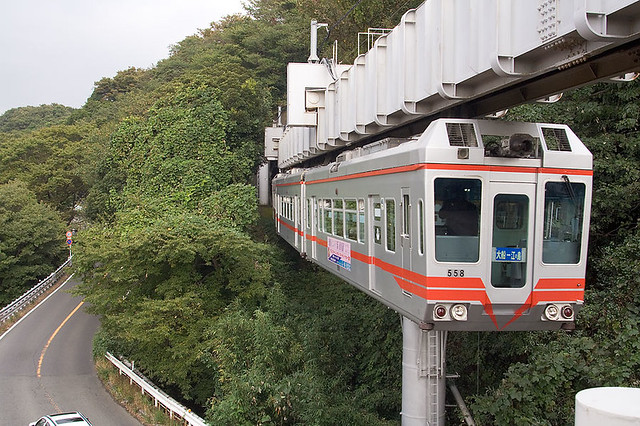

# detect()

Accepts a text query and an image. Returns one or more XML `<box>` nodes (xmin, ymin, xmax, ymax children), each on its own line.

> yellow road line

<box><xmin>37</xmin><ymin>301</ymin><xmax>84</xmax><ymax>378</ymax></box>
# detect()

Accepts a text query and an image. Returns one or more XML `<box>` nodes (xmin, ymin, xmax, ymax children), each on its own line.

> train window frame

<box><xmin>542</xmin><ymin>181</ymin><xmax>585</xmax><ymax>264</ymax></box>
<box><xmin>322</xmin><ymin>199</ymin><xmax>332</xmax><ymax>234</ymax></box>
<box><xmin>434</xmin><ymin>178</ymin><xmax>482</xmax><ymax>263</ymax></box>
<box><xmin>333</xmin><ymin>198</ymin><xmax>344</xmax><ymax>237</ymax></box>
<box><xmin>491</xmin><ymin>193</ymin><xmax>529</xmax><ymax>288</ymax></box>
<box><xmin>402</xmin><ymin>194</ymin><xmax>410</xmax><ymax>236</ymax></box>
<box><xmin>345</xmin><ymin>198</ymin><xmax>358</xmax><ymax>241</ymax></box>
<box><xmin>280</xmin><ymin>195</ymin><xmax>287</xmax><ymax>219</ymax></box>
<box><xmin>374</xmin><ymin>200</ymin><xmax>382</xmax><ymax>245</ymax></box>
<box><xmin>282</xmin><ymin>196</ymin><xmax>289</xmax><ymax>220</ymax></box>
<box><xmin>386</xmin><ymin>198</ymin><xmax>396</xmax><ymax>252</ymax></box>
<box><xmin>358</xmin><ymin>199</ymin><xmax>365</xmax><ymax>243</ymax></box>
<box><xmin>418</xmin><ymin>199</ymin><xmax>425</xmax><ymax>255</ymax></box>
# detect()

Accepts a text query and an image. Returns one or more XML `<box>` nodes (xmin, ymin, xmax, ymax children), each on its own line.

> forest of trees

<box><xmin>1</xmin><ymin>0</ymin><xmax>639</xmax><ymax>424</ymax></box>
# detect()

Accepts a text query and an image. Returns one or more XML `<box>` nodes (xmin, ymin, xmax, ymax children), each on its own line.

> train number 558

<box><xmin>447</xmin><ymin>269</ymin><xmax>464</xmax><ymax>277</ymax></box>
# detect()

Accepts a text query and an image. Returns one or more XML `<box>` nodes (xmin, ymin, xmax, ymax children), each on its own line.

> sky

<box><xmin>0</xmin><ymin>0</ymin><xmax>247</xmax><ymax>115</ymax></box>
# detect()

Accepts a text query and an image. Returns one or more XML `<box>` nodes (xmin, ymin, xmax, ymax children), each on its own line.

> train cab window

<box><xmin>386</xmin><ymin>199</ymin><xmax>396</xmax><ymax>252</ymax></box>
<box><xmin>543</xmin><ymin>181</ymin><xmax>585</xmax><ymax>264</ymax></box>
<box><xmin>434</xmin><ymin>178</ymin><xmax>481</xmax><ymax>262</ymax></box>
<box><xmin>491</xmin><ymin>194</ymin><xmax>528</xmax><ymax>288</ymax></box>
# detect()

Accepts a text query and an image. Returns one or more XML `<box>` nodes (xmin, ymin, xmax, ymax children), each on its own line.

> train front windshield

<box><xmin>543</xmin><ymin>181</ymin><xmax>586</xmax><ymax>264</ymax></box>
<box><xmin>434</xmin><ymin>178</ymin><xmax>482</xmax><ymax>263</ymax></box>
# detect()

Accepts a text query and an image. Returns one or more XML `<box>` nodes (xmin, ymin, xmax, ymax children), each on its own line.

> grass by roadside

<box><xmin>94</xmin><ymin>357</ymin><xmax>194</xmax><ymax>426</ymax></box>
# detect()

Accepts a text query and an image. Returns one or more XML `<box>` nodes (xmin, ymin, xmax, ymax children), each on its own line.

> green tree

<box><xmin>0</xmin><ymin>104</ymin><xmax>75</xmax><ymax>132</ymax></box>
<box><xmin>0</xmin><ymin>180</ymin><xmax>67</xmax><ymax>305</ymax></box>
<box><xmin>0</xmin><ymin>123</ymin><xmax>98</xmax><ymax>221</ymax></box>
<box><xmin>89</xmin><ymin>67</ymin><xmax>150</xmax><ymax>102</ymax></box>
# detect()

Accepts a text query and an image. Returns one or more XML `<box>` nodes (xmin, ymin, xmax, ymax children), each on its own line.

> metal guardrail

<box><xmin>105</xmin><ymin>352</ymin><xmax>208</xmax><ymax>426</ymax></box>
<box><xmin>0</xmin><ymin>256</ymin><xmax>73</xmax><ymax>323</ymax></box>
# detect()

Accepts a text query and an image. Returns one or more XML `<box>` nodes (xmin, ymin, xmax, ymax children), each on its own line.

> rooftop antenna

<box><xmin>308</xmin><ymin>20</ymin><xmax>328</xmax><ymax>63</ymax></box>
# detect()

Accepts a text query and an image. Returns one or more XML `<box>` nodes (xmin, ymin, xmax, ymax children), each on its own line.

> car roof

<box><xmin>47</xmin><ymin>412</ymin><xmax>92</xmax><ymax>425</ymax></box>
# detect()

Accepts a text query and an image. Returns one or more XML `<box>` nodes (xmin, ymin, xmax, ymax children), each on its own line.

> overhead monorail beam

<box><xmin>352</xmin><ymin>37</ymin><xmax>640</xmax><ymax>145</ymax></box>
<box><xmin>277</xmin><ymin>0</ymin><xmax>640</xmax><ymax>169</ymax></box>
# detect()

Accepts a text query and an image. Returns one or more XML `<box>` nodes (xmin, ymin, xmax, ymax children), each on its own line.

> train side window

<box><xmin>286</xmin><ymin>197</ymin><xmax>291</xmax><ymax>220</ymax></box>
<box><xmin>323</xmin><ymin>199</ymin><xmax>332</xmax><ymax>233</ymax></box>
<box><xmin>280</xmin><ymin>197</ymin><xmax>287</xmax><ymax>217</ymax></box>
<box><xmin>543</xmin><ymin>181</ymin><xmax>585</xmax><ymax>264</ymax></box>
<box><xmin>333</xmin><ymin>199</ymin><xmax>344</xmax><ymax>237</ymax></box>
<box><xmin>358</xmin><ymin>199</ymin><xmax>365</xmax><ymax>243</ymax></box>
<box><xmin>386</xmin><ymin>199</ymin><xmax>396</xmax><ymax>252</ymax></box>
<box><xmin>307</xmin><ymin>198</ymin><xmax>311</xmax><ymax>229</ymax></box>
<box><xmin>418</xmin><ymin>199</ymin><xmax>425</xmax><ymax>255</ymax></box>
<box><xmin>345</xmin><ymin>199</ymin><xmax>358</xmax><ymax>241</ymax></box>
<box><xmin>285</xmin><ymin>197</ymin><xmax>289</xmax><ymax>220</ymax></box>
<box><xmin>402</xmin><ymin>194</ymin><xmax>410</xmax><ymax>236</ymax></box>
<box><xmin>374</xmin><ymin>201</ymin><xmax>382</xmax><ymax>245</ymax></box>
<box><xmin>434</xmin><ymin>178</ymin><xmax>481</xmax><ymax>262</ymax></box>
<box><xmin>283</xmin><ymin>197</ymin><xmax>288</xmax><ymax>219</ymax></box>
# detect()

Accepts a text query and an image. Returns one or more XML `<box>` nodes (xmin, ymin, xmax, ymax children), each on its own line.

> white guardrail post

<box><xmin>105</xmin><ymin>352</ymin><xmax>209</xmax><ymax>426</ymax></box>
<box><xmin>0</xmin><ymin>256</ymin><xmax>73</xmax><ymax>323</ymax></box>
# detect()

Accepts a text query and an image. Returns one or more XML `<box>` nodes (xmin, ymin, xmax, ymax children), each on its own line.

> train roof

<box><xmin>275</xmin><ymin>119</ymin><xmax>592</xmax><ymax>181</ymax></box>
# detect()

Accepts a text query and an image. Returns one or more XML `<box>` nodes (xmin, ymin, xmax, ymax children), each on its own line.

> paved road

<box><xmin>0</xmin><ymin>276</ymin><xmax>140</xmax><ymax>425</ymax></box>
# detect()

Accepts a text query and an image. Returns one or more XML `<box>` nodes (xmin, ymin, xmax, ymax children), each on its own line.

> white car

<box><xmin>29</xmin><ymin>411</ymin><xmax>93</xmax><ymax>426</ymax></box>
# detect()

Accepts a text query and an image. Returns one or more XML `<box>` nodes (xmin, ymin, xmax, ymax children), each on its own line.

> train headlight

<box><xmin>434</xmin><ymin>304</ymin><xmax>448</xmax><ymax>320</ymax></box>
<box><xmin>544</xmin><ymin>304</ymin><xmax>560</xmax><ymax>321</ymax></box>
<box><xmin>451</xmin><ymin>304</ymin><xmax>468</xmax><ymax>321</ymax></box>
<box><xmin>561</xmin><ymin>305</ymin><xmax>574</xmax><ymax>320</ymax></box>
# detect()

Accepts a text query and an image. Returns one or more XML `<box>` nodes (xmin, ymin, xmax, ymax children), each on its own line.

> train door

<box><xmin>401</xmin><ymin>187</ymin><xmax>411</xmax><ymax>271</ymax></box>
<box><xmin>486</xmin><ymin>183</ymin><xmax>536</xmax><ymax>304</ymax></box>
<box><xmin>368</xmin><ymin>194</ymin><xmax>382</xmax><ymax>293</ymax></box>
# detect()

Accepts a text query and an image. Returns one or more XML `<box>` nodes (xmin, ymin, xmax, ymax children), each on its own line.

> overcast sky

<box><xmin>0</xmin><ymin>0</ymin><xmax>246</xmax><ymax>115</ymax></box>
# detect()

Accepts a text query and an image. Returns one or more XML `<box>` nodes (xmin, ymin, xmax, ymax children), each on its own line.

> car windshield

<box><xmin>55</xmin><ymin>419</ymin><xmax>85</xmax><ymax>425</ymax></box>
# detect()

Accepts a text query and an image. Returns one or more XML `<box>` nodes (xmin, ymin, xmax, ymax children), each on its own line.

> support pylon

<box><xmin>401</xmin><ymin>317</ymin><xmax>447</xmax><ymax>425</ymax></box>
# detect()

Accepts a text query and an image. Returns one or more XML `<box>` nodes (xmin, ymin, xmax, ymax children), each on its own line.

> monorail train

<box><xmin>273</xmin><ymin>119</ymin><xmax>592</xmax><ymax>331</ymax></box>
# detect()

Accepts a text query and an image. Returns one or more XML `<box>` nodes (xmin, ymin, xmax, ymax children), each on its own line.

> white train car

<box><xmin>273</xmin><ymin>119</ymin><xmax>592</xmax><ymax>331</ymax></box>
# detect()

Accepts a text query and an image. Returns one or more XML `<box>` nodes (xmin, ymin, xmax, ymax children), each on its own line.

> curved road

<box><xmin>0</xmin><ymin>276</ymin><xmax>140</xmax><ymax>425</ymax></box>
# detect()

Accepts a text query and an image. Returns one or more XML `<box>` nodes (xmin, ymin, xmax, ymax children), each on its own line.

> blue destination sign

<box><xmin>493</xmin><ymin>247</ymin><xmax>525</xmax><ymax>262</ymax></box>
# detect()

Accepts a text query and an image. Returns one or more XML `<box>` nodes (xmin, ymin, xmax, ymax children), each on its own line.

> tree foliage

<box><xmin>0</xmin><ymin>180</ymin><xmax>67</xmax><ymax>305</ymax></box>
<box><xmin>0</xmin><ymin>123</ymin><xmax>97</xmax><ymax>221</ymax></box>
<box><xmin>0</xmin><ymin>104</ymin><xmax>75</xmax><ymax>132</ymax></box>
